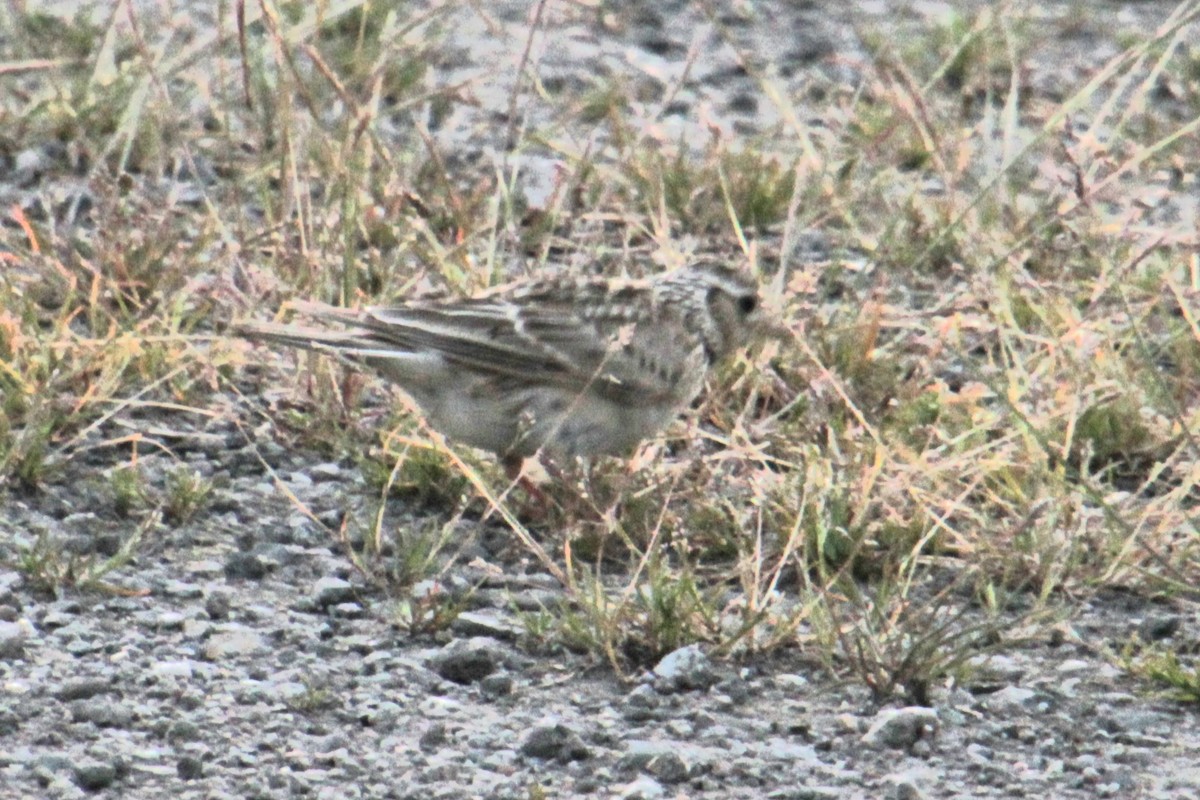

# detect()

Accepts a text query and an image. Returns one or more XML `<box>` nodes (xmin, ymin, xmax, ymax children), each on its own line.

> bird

<box><xmin>236</xmin><ymin>260</ymin><xmax>780</xmax><ymax>483</ymax></box>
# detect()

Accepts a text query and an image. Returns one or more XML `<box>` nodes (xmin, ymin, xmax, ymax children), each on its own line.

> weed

<box><xmin>10</xmin><ymin>514</ymin><xmax>156</xmax><ymax>597</ymax></box>
<box><xmin>1119</xmin><ymin>638</ymin><xmax>1200</xmax><ymax>703</ymax></box>
<box><xmin>110</xmin><ymin>465</ymin><xmax>149</xmax><ymax>518</ymax></box>
<box><xmin>163</xmin><ymin>467</ymin><xmax>212</xmax><ymax>525</ymax></box>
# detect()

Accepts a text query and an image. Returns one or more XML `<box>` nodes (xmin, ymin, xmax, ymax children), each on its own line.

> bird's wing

<box><xmin>287</xmin><ymin>281</ymin><xmax>702</xmax><ymax>407</ymax></box>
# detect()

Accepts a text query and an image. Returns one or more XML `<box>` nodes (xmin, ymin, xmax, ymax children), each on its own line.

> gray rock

<box><xmin>652</xmin><ymin>644</ymin><xmax>717</xmax><ymax>692</ymax></box>
<box><xmin>204</xmin><ymin>591</ymin><xmax>232</xmax><ymax>619</ymax></box>
<box><xmin>519</xmin><ymin>720</ymin><xmax>590</xmax><ymax>762</ymax></box>
<box><xmin>450</xmin><ymin>609</ymin><xmax>523</xmax><ymax>640</ymax></box>
<box><xmin>619</xmin><ymin>775</ymin><xmax>666</xmax><ymax>799</ymax></box>
<box><xmin>330</xmin><ymin>602</ymin><xmax>365</xmax><ymax>618</ymax></box>
<box><xmin>623</xmin><ymin>683</ymin><xmax>661</xmax><ymax>721</ymax></box>
<box><xmin>223</xmin><ymin>552</ymin><xmax>268</xmax><ymax>581</ymax></box>
<box><xmin>177</xmin><ymin>755</ymin><xmax>204</xmax><ymax>780</ymax></box>
<box><xmin>429</xmin><ymin>637</ymin><xmax>503</xmax><ymax>684</ymax></box>
<box><xmin>1138</xmin><ymin>614</ymin><xmax>1181</xmax><ymax>641</ymax></box>
<box><xmin>312</xmin><ymin>576</ymin><xmax>356</xmax><ymax>608</ymax></box>
<box><xmin>884</xmin><ymin>767</ymin><xmax>939</xmax><ymax>800</ymax></box>
<box><xmin>479</xmin><ymin>672</ymin><xmax>514</xmax><ymax>698</ymax></box>
<box><xmin>861</xmin><ymin>707</ymin><xmax>939</xmax><ymax>749</ymax></box>
<box><xmin>419</xmin><ymin>723</ymin><xmax>449</xmax><ymax>752</ymax></box>
<box><xmin>201</xmin><ymin>628</ymin><xmax>270</xmax><ymax>660</ymax></box>
<box><xmin>72</xmin><ymin>759</ymin><xmax>117</xmax><ymax>790</ymax></box>
<box><xmin>0</xmin><ymin>620</ymin><xmax>27</xmax><ymax>659</ymax></box>
<box><xmin>55</xmin><ymin>678</ymin><xmax>112</xmax><ymax>701</ymax></box>
<box><xmin>982</xmin><ymin>686</ymin><xmax>1040</xmax><ymax>714</ymax></box>
<box><xmin>70</xmin><ymin>699</ymin><xmax>135</xmax><ymax>728</ymax></box>
<box><xmin>618</xmin><ymin>740</ymin><xmax>690</xmax><ymax>783</ymax></box>
<box><xmin>307</xmin><ymin>462</ymin><xmax>345</xmax><ymax>482</ymax></box>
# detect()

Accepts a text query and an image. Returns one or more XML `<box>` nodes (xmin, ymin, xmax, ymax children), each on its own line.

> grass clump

<box><xmin>1119</xmin><ymin>638</ymin><xmax>1200</xmax><ymax>704</ymax></box>
<box><xmin>0</xmin><ymin>0</ymin><xmax>1197</xmax><ymax>704</ymax></box>
<box><xmin>9</xmin><ymin>515</ymin><xmax>155</xmax><ymax>598</ymax></box>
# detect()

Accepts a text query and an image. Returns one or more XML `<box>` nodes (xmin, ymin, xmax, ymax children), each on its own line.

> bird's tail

<box><xmin>233</xmin><ymin>302</ymin><xmax>385</xmax><ymax>360</ymax></box>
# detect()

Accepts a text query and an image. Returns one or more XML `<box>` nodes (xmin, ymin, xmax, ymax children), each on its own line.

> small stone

<box><xmin>56</xmin><ymin>678</ymin><xmax>112</xmax><ymax>701</ymax></box>
<box><xmin>73</xmin><ymin>760</ymin><xmax>117</xmax><ymax>790</ymax></box>
<box><xmin>0</xmin><ymin>620</ymin><xmax>27</xmax><ymax>659</ymax></box>
<box><xmin>982</xmin><ymin>686</ymin><xmax>1039</xmax><ymax>713</ymax></box>
<box><xmin>520</xmin><ymin>721</ymin><xmax>590</xmax><ymax>762</ymax></box>
<box><xmin>151</xmin><ymin>660</ymin><xmax>196</xmax><ymax>679</ymax></box>
<box><xmin>331</xmin><ymin>602</ymin><xmax>365</xmax><ymax>618</ymax></box>
<box><xmin>224</xmin><ymin>552</ymin><xmax>268</xmax><ymax>581</ymax></box>
<box><xmin>202</xmin><ymin>628</ymin><xmax>270</xmax><ymax>660</ymax></box>
<box><xmin>451</xmin><ymin>610</ymin><xmax>523</xmax><ymax>640</ymax></box>
<box><xmin>204</xmin><ymin>591</ymin><xmax>232</xmax><ymax>619</ymax></box>
<box><xmin>419</xmin><ymin>723</ymin><xmax>448</xmax><ymax>752</ymax></box>
<box><xmin>861</xmin><ymin>707</ymin><xmax>939</xmax><ymax>749</ymax></box>
<box><xmin>429</xmin><ymin>637</ymin><xmax>503</xmax><ymax>685</ymax></box>
<box><xmin>161</xmin><ymin>580</ymin><xmax>204</xmax><ymax>599</ymax></box>
<box><xmin>623</xmin><ymin>684</ymin><xmax>661</xmax><ymax>721</ymax></box>
<box><xmin>307</xmin><ymin>462</ymin><xmax>344</xmax><ymax>481</ymax></box>
<box><xmin>177</xmin><ymin>755</ymin><xmax>204</xmax><ymax>780</ymax></box>
<box><xmin>312</xmin><ymin>576</ymin><xmax>356</xmax><ymax>608</ymax></box>
<box><xmin>619</xmin><ymin>741</ymin><xmax>689</xmax><ymax>783</ymax></box>
<box><xmin>480</xmin><ymin>672</ymin><xmax>514</xmax><ymax>698</ymax></box>
<box><xmin>1138</xmin><ymin>615</ymin><xmax>1181</xmax><ymax>641</ymax></box>
<box><xmin>70</xmin><ymin>700</ymin><xmax>134</xmax><ymax>728</ymax></box>
<box><xmin>652</xmin><ymin>644</ymin><xmax>717</xmax><ymax>692</ymax></box>
<box><xmin>619</xmin><ymin>776</ymin><xmax>665</xmax><ymax>799</ymax></box>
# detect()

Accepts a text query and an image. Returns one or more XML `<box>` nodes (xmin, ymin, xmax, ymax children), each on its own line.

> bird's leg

<box><xmin>503</xmin><ymin>455</ymin><xmax>551</xmax><ymax>512</ymax></box>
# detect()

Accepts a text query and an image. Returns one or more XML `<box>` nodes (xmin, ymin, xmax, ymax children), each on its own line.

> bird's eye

<box><xmin>737</xmin><ymin>295</ymin><xmax>758</xmax><ymax>314</ymax></box>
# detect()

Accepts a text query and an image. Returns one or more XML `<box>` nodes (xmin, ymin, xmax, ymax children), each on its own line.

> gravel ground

<box><xmin>2</xmin><ymin>1</ymin><xmax>1199</xmax><ymax>798</ymax></box>
<box><xmin>3</xmin><ymin>433</ymin><xmax>1199</xmax><ymax>799</ymax></box>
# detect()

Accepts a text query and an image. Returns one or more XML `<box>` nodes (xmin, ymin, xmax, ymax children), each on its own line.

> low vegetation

<box><xmin>0</xmin><ymin>0</ymin><xmax>1196</xmax><ymax>698</ymax></box>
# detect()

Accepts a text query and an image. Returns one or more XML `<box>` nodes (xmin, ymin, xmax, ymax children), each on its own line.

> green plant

<box><xmin>10</xmin><ymin>514</ymin><xmax>156</xmax><ymax>597</ymax></box>
<box><xmin>1119</xmin><ymin>638</ymin><xmax>1200</xmax><ymax>703</ymax></box>
<box><xmin>163</xmin><ymin>467</ymin><xmax>212</xmax><ymax>525</ymax></box>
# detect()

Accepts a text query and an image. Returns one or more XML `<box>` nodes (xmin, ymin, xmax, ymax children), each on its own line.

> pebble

<box><xmin>861</xmin><ymin>707</ymin><xmax>939</xmax><ymax>749</ymax></box>
<box><xmin>0</xmin><ymin>620</ymin><xmax>27</xmax><ymax>659</ymax></box>
<box><xmin>428</xmin><ymin>637</ymin><xmax>504</xmax><ymax>684</ymax></box>
<box><xmin>652</xmin><ymin>644</ymin><xmax>718</xmax><ymax>692</ymax></box>
<box><xmin>73</xmin><ymin>760</ymin><xmax>117</xmax><ymax>791</ymax></box>
<box><xmin>519</xmin><ymin>720</ymin><xmax>591</xmax><ymax>762</ymax></box>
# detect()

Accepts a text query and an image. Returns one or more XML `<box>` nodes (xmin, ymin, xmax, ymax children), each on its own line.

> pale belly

<box><xmin>368</xmin><ymin>353</ymin><xmax>695</xmax><ymax>460</ymax></box>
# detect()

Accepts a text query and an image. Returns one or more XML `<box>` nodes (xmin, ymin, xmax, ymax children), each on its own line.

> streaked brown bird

<box><xmin>238</xmin><ymin>260</ymin><xmax>778</xmax><ymax>481</ymax></box>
